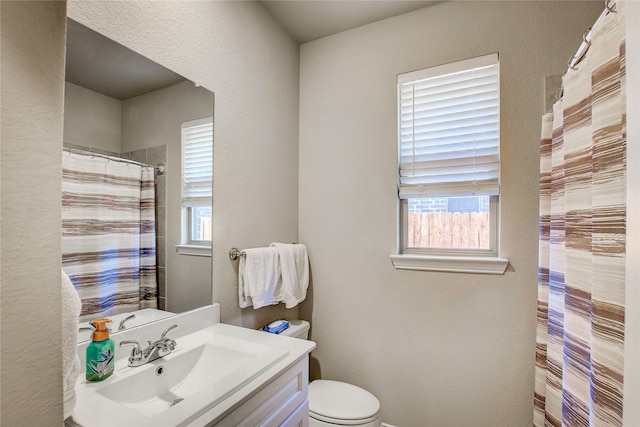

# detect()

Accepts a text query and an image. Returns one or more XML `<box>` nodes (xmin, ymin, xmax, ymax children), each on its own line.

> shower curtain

<box><xmin>62</xmin><ymin>151</ymin><xmax>157</xmax><ymax>322</ymax></box>
<box><xmin>534</xmin><ymin>3</ymin><xmax>626</xmax><ymax>427</ymax></box>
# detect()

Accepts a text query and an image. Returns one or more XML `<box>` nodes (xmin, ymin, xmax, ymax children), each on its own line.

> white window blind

<box><xmin>182</xmin><ymin>117</ymin><xmax>213</xmax><ymax>207</ymax></box>
<box><xmin>398</xmin><ymin>53</ymin><xmax>500</xmax><ymax>199</ymax></box>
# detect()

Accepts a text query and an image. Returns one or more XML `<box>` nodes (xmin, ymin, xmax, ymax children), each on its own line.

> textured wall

<box><xmin>0</xmin><ymin>1</ymin><xmax>67</xmax><ymax>424</ymax></box>
<box><xmin>68</xmin><ymin>1</ymin><xmax>301</xmax><ymax>328</ymax></box>
<box><xmin>298</xmin><ymin>2</ymin><xmax>602</xmax><ymax>425</ymax></box>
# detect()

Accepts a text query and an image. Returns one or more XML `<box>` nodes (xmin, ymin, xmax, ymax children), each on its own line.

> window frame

<box><xmin>186</xmin><ymin>205</ymin><xmax>212</xmax><ymax>246</ymax></box>
<box><xmin>177</xmin><ymin>116</ymin><xmax>213</xmax><ymax>256</ymax></box>
<box><xmin>392</xmin><ymin>54</ymin><xmax>508</xmax><ymax>274</ymax></box>
<box><xmin>399</xmin><ymin>195</ymin><xmax>500</xmax><ymax>257</ymax></box>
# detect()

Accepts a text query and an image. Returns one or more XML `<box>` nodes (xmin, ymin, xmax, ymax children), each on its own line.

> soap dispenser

<box><xmin>86</xmin><ymin>318</ymin><xmax>115</xmax><ymax>382</ymax></box>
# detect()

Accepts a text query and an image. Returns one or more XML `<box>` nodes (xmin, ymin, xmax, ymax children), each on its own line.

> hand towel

<box><xmin>62</xmin><ymin>268</ymin><xmax>82</xmax><ymax>420</ymax></box>
<box><xmin>238</xmin><ymin>247</ymin><xmax>283</xmax><ymax>309</ymax></box>
<box><xmin>270</xmin><ymin>243</ymin><xmax>309</xmax><ymax>309</ymax></box>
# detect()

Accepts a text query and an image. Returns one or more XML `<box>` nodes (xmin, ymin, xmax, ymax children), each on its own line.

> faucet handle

<box><xmin>161</xmin><ymin>324</ymin><xmax>178</xmax><ymax>339</ymax></box>
<box><xmin>120</xmin><ymin>340</ymin><xmax>143</xmax><ymax>361</ymax></box>
<box><xmin>118</xmin><ymin>314</ymin><xmax>136</xmax><ymax>331</ymax></box>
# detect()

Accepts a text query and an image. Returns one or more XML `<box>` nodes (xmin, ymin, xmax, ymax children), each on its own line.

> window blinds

<box><xmin>182</xmin><ymin>117</ymin><xmax>213</xmax><ymax>207</ymax></box>
<box><xmin>398</xmin><ymin>53</ymin><xmax>499</xmax><ymax>199</ymax></box>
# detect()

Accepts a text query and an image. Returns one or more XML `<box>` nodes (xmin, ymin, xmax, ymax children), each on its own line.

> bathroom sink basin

<box><xmin>75</xmin><ymin>328</ymin><xmax>289</xmax><ymax>425</ymax></box>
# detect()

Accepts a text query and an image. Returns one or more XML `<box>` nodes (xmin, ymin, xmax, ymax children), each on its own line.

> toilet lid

<box><xmin>308</xmin><ymin>380</ymin><xmax>380</xmax><ymax>425</ymax></box>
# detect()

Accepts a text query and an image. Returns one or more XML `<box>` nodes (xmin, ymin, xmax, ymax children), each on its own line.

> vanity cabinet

<box><xmin>212</xmin><ymin>356</ymin><xmax>309</xmax><ymax>427</ymax></box>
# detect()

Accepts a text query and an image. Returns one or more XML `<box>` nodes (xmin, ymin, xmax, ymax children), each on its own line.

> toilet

<box><xmin>278</xmin><ymin>320</ymin><xmax>381</xmax><ymax>427</ymax></box>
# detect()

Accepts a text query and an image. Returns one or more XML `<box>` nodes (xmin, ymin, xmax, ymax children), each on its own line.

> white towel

<box><xmin>238</xmin><ymin>247</ymin><xmax>283</xmax><ymax>309</ymax></box>
<box><xmin>270</xmin><ymin>243</ymin><xmax>309</xmax><ymax>309</ymax></box>
<box><xmin>62</xmin><ymin>268</ymin><xmax>82</xmax><ymax>420</ymax></box>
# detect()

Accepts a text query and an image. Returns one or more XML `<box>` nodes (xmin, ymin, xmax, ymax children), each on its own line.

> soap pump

<box><xmin>86</xmin><ymin>318</ymin><xmax>115</xmax><ymax>382</ymax></box>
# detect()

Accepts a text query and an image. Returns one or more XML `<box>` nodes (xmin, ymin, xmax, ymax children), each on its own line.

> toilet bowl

<box><xmin>278</xmin><ymin>320</ymin><xmax>381</xmax><ymax>427</ymax></box>
<box><xmin>308</xmin><ymin>380</ymin><xmax>380</xmax><ymax>427</ymax></box>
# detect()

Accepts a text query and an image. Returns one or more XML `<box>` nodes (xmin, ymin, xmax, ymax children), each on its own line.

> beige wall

<box><xmin>67</xmin><ymin>1</ymin><xmax>301</xmax><ymax>328</ymax></box>
<box><xmin>298</xmin><ymin>2</ymin><xmax>602</xmax><ymax>426</ymax></box>
<box><xmin>121</xmin><ymin>80</ymin><xmax>214</xmax><ymax>313</ymax></box>
<box><xmin>63</xmin><ymin>81</ymin><xmax>121</xmax><ymax>152</ymax></box>
<box><xmin>0</xmin><ymin>1</ymin><xmax>67</xmax><ymax>424</ymax></box>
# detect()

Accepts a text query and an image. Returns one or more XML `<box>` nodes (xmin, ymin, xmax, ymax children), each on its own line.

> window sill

<box><xmin>175</xmin><ymin>244</ymin><xmax>211</xmax><ymax>257</ymax></box>
<box><xmin>389</xmin><ymin>254</ymin><xmax>509</xmax><ymax>274</ymax></box>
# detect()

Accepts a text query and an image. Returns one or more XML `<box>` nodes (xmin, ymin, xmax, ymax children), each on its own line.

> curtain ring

<box><xmin>582</xmin><ymin>27</ymin><xmax>592</xmax><ymax>49</ymax></box>
<box><xmin>554</xmin><ymin>87</ymin><xmax>563</xmax><ymax>102</ymax></box>
<box><xmin>605</xmin><ymin>0</ymin><xmax>616</xmax><ymax>13</ymax></box>
<box><xmin>567</xmin><ymin>55</ymin><xmax>578</xmax><ymax>71</ymax></box>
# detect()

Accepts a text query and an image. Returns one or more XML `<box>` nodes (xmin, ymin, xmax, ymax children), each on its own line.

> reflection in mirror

<box><xmin>63</xmin><ymin>18</ymin><xmax>214</xmax><ymax>342</ymax></box>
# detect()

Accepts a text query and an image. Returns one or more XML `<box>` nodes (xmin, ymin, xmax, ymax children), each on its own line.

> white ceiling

<box><xmin>260</xmin><ymin>0</ymin><xmax>440</xmax><ymax>43</ymax></box>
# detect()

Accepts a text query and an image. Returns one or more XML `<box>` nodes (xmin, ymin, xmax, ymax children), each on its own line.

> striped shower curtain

<box><xmin>534</xmin><ymin>3</ymin><xmax>626</xmax><ymax>427</ymax></box>
<box><xmin>62</xmin><ymin>152</ymin><xmax>157</xmax><ymax>322</ymax></box>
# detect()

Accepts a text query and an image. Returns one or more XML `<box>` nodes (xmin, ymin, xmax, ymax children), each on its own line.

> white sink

<box><xmin>73</xmin><ymin>326</ymin><xmax>289</xmax><ymax>426</ymax></box>
<box><xmin>98</xmin><ymin>335</ymin><xmax>286</xmax><ymax>418</ymax></box>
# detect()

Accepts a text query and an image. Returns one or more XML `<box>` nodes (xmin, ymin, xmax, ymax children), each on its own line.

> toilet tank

<box><xmin>279</xmin><ymin>319</ymin><xmax>310</xmax><ymax>340</ymax></box>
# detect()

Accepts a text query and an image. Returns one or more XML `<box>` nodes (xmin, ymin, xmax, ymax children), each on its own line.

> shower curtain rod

<box><xmin>567</xmin><ymin>0</ymin><xmax>616</xmax><ymax>72</ymax></box>
<box><xmin>63</xmin><ymin>146</ymin><xmax>165</xmax><ymax>176</ymax></box>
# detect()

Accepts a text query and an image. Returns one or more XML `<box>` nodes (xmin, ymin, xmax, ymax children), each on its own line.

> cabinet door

<box><xmin>215</xmin><ymin>357</ymin><xmax>309</xmax><ymax>427</ymax></box>
<box><xmin>280</xmin><ymin>398</ymin><xmax>309</xmax><ymax>427</ymax></box>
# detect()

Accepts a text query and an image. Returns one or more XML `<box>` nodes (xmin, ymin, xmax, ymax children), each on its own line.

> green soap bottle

<box><xmin>86</xmin><ymin>318</ymin><xmax>115</xmax><ymax>382</ymax></box>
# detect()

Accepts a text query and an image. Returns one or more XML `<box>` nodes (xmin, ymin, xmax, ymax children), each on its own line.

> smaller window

<box><xmin>189</xmin><ymin>205</ymin><xmax>212</xmax><ymax>242</ymax></box>
<box><xmin>181</xmin><ymin>117</ymin><xmax>213</xmax><ymax>245</ymax></box>
<box><xmin>397</xmin><ymin>53</ymin><xmax>500</xmax><ymax>257</ymax></box>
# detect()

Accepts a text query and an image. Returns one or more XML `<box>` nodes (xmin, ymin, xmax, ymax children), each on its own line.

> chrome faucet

<box><xmin>120</xmin><ymin>324</ymin><xmax>178</xmax><ymax>367</ymax></box>
<box><xmin>118</xmin><ymin>314</ymin><xmax>136</xmax><ymax>331</ymax></box>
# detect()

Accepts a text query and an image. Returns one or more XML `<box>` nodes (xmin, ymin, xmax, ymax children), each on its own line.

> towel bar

<box><xmin>229</xmin><ymin>247</ymin><xmax>246</xmax><ymax>261</ymax></box>
<box><xmin>229</xmin><ymin>243</ymin><xmax>298</xmax><ymax>261</ymax></box>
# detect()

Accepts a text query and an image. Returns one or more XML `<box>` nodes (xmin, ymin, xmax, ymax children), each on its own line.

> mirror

<box><xmin>63</xmin><ymin>18</ymin><xmax>214</xmax><ymax>341</ymax></box>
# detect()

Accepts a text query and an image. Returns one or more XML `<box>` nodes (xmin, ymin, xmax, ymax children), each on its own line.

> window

<box><xmin>393</xmin><ymin>53</ymin><xmax>508</xmax><ymax>273</ymax></box>
<box><xmin>181</xmin><ymin>117</ymin><xmax>213</xmax><ymax>249</ymax></box>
